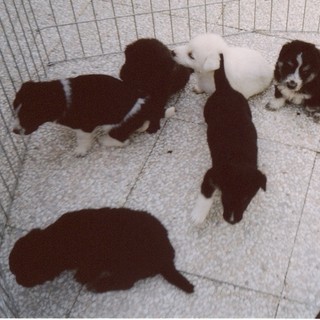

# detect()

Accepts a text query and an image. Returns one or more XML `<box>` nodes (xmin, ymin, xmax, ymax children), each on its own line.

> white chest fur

<box><xmin>278</xmin><ymin>85</ymin><xmax>311</xmax><ymax>105</ymax></box>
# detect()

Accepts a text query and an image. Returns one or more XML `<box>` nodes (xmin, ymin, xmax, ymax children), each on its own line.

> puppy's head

<box><xmin>9</xmin><ymin>228</ymin><xmax>61</xmax><ymax>287</ymax></box>
<box><xmin>274</xmin><ymin>40</ymin><xmax>320</xmax><ymax>92</ymax></box>
<box><xmin>171</xmin><ymin>33</ymin><xmax>228</xmax><ymax>73</ymax></box>
<box><xmin>220</xmin><ymin>166</ymin><xmax>267</xmax><ymax>225</ymax></box>
<box><xmin>12</xmin><ymin>82</ymin><xmax>52</xmax><ymax>135</ymax></box>
<box><xmin>120</xmin><ymin>38</ymin><xmax>176</xmax><ymax>94</ymax></box>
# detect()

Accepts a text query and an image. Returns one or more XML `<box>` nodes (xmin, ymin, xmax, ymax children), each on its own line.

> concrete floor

<box><xmin>1</xmin><ymin>0</ymin><xmax>320</xmax><ymax>317</ymax></box>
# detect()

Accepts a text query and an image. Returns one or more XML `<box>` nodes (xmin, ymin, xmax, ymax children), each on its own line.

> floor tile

<box><xmin>276</xmin><ymin>298</ymin><xmax>318</xmax><ymax>318</ymax></box>
<box><xmin>125</xmin><ymin>119</ymin><xmax>316</xmax><ymax>295</ymax></box>
<box><xmin>70</xmin><ymin>274</ymin><xmax>278</xmax><ymax>318</ymax></box>
<box><xmin>282</xmin><ymin>154</ymin><xmax>320</xmax><ymax>306</ymax></box>
<box><xmin>2</xmin><ymin>1</ymin><xmax>320</xmax><ymax>317</ymax></box>
<box><xmin>8</xmin><ymin>123</ymin><xmax>160</xmax><ymax>230</ymax></box>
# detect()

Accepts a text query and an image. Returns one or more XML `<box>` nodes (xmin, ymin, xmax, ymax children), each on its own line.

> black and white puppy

<box><xmin>120</xmin><ymin>38</ymin><xmax>192</xmax><ymax>133</ymax></box>
<box><xmin>9</xmin><ymin>207</ymin><xmax>194</xmax><ymax>294</ymax></box>
<box><xmin>266</xmin><ymin>40</ymin><xmax>320</xmax><ymax>120</ymax></box>
<box><xmin>191</xmin><ymin>54</ymin><xmax>267</xmax><ymax>225</ymax></box>
<box><xmin>12</xmin><ymin>75</ymin><xmax>174</xmax><ymax>156</ymax></box>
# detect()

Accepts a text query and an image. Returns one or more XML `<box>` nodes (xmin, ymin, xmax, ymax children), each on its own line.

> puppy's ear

<box><xmin>14</xmin><ymin>81</ymin><xmax>34</xmax><ymax>109</ymax></box>
<box><xmin>202</xmin><ymin>53</ymin><xmax>220</xmax><ymax>72</ymax></box>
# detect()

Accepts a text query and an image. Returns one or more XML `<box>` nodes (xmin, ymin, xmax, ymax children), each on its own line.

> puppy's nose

<box><xmin>287</xmin><ymin>80</ymin><xmax>297</xmax><ymax>90</ymax></box>
<box><xmin>171</xmin><ymin>50</ymin><xmax>176</xmax><ymax>57</ymax></box>
<box><xmin>13</xmin><ymin>128</ymin><xmax>21</xmax><ymax>135</ymax></box>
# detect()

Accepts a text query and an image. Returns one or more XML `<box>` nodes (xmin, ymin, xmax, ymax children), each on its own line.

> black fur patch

<box><xmin>9</xmin><ymin>207</ymin><xmax>194</xmax><ymax>293</ymax></box>
<box><xmin>200</xmin><ymin>54</ymin><xmax>266</xmax><ymax>224</ymax></box>
<box><xmin>120</xmin><ymin>38</ymin><xmax>192</xmax><ymax>133</ymax></box>
<box><xmin>13</xmin><ymin>74</ymin><xmax>148</xmax><ymax>141</ymax></box>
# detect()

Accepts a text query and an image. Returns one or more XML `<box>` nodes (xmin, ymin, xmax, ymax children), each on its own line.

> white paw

<box><xmin>265</xmin><ymin>98</ymin><xmax>285</xmax><ymax>111</ymax></box>
<box><xmin>191</xmin><ymin>207</ymin><xmax>207</xmax><ymax>225</ymax></box>
<box><xmin>98</xmin><ymin>134</ymin><xmax>129</xmax><ymax>147</ymax></box>
<box><xmin>190</xmin><ymin>194</ymin><xmax>214</xmax><ymax>225</ymax></box>
<box><xmin>136</xmin><ymin>121</ymin><xmax>150</xmax><ymax>133</ymax></box>
<box><xmin>74</xmin><ymin>145</ymin><xmax>89</xmax><ymax>157</ymax></box>
<box><xmin>74</xmin><ymin>129</ymin><xmax>92</xmax><ymax>157</ymax></box>
<box><xmin>165</xmin><ymin>107</ymin><xmax>176</xmax><ymax>118</ymax></box>
<box><xmin>265</xmin><ymin>103</ymin><xmax>279</xmax><ymax>111</ymax></box>
<box><xmin>313</xmin><ymin>112</ymin><xmax>320</xmax><ymax>123</ymax></box>
<box><xmin>193</xmin><ymin>85</ymin><xmax>204</xmax><ymax>94</ymax></box>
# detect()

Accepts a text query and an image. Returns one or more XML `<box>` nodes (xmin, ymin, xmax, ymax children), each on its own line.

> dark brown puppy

<box><xmin>9</xmin><ymin>207</ymin><xmax>194</xmax><ymax>294</ymax></box>
<box><xmin>191</xmin><ymin>54</ymin><xmax>266</xmax><ymax>225</ymax></box>
<box><xmin>120</xmin><ymin>38</ymin><xmax>192</xmax><ymax>133</ymax></box>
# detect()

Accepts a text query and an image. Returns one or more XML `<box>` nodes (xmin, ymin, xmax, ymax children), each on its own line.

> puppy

<box><xmin>171</xmin><ymin>33</ymin><xmax>273</xmax><ymax>99</ymax></box>
<box><xmin>191</xmin><ymin>54</ymin><xmax>267</xmax><ymax>225</ymax></box>
<box><xmin>9</xmin><ymin>207</ymin><xmax>194</xmax><ymax>294</ymax></box>
<box><xmin>12</xmin><ymin>75</ymin><xmax>173</xmax><ymax>156</ymax></box>
<box><xmin>120</xmin><ymin>38</ymin><xmax>192</xmax><ymax>133</ymax></box>
<box><xmin>266</xmin><ymin>40</ymin><xmax>320</xmax><ymax>121</ymax></box>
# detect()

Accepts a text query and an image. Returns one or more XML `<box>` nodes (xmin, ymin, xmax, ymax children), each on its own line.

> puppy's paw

<box><xmin>74</xmin><ymin>130</ymin><xmax>93</xmax><ymax>157</ymax></box>
<box><xmin>265</xmin><ymin>102</ymin><xmax>278</xmax><ymax>111</ymax></box>
<box><xmin>312</xmin><ymin>112</ymin><xmax>320</xmax><ymax>123</ymax></box>
<box><xmin>191</xmin><ymin>194</ymin><xmax>214</xmax><ymax>225</ymax></box>
<box><xmin>265</xmin><ymin>98</ymin><xmax>285</xmax><ymax>111</ymax></box>
<box><xmin>136</xmin><ymin>120</ymin><xmax>150</xmax><ymax>133</ymax></box>
<box><xmin>98</xmin><ymin>134</ymin><xmax>129</xmax><ymax>147</ymax></box>
<box><xmin>193</xmin><ymin>85</ymin><xmax>204</xmax><ymax>94</ymax></box>
<box><xmin>191</xmin><ymin>208</ymin><xmax>207</xmax><ymax>225</ymax></box>
<box><xmin>165</xmin><ymin>107</ymin><xmax>176</xmax><ymax>118</ymax></box>
<box><xmin>74</xmin><ymin>146</ymin><xmax>89</xmax><ymax>157</ymax></box>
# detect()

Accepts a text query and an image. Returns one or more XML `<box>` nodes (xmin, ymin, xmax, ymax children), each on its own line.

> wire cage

<box><xmin>1</xmin><ymin>0</ymin><xmax>320</xmax><ymax>316</ymax></box>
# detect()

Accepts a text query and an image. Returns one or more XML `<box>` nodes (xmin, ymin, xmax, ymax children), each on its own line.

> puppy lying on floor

<box><xmin>191</xmin><ymin>54</ymin><xmax>267</xmax><ymax>225</ymax></box>
<box><xmin>12</xmin><ymin>74</ymin><xmax>175</xmax><ymax>157</ymax></box>
<box><xmin>266</xmin><ymin>40</ymin><xmax>320</xmax><ymax>122</ymax></box>
<box><xmin>9</xmin><ymin>207</ymin><xmax>194</xmax><ymax>294</ymax></box>
<box><xmin>120</xmin><ymin>38</ymin><xmax>193</xmax><ymax>133</ymax></box>
<box><xmin>171</xmin><ymin>33</ymin><xmax>273</xmax><ymax>98</ymax></box>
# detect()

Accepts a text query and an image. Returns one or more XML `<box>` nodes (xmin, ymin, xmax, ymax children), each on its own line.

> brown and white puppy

<box><xmin>266</xmin><ymin>40</ymin><xmax>320</xmax><ymax>121</ymax></box>
<box><xmin>12</xmin><ymin>74</ymin><xmax>174</xmax><ymax>157</ymax></box>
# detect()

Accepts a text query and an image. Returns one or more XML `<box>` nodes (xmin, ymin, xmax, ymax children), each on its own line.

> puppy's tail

<box><xmin>214</xmin><ymin>53</ymin><xmax>232</xmax><ymax>92</ymax></box>
<box><xmin>161</xmin><ymin>265</ymin><xmax>194</xmax><ymax>293</ymax></box>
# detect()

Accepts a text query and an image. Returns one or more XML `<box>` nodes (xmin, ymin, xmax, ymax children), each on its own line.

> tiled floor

<box><xmin>1</xmin><ymin>0</ymin><xmax>320</xmax><ymax>318</ymax></box>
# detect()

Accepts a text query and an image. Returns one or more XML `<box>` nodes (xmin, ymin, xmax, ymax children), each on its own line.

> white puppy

<box><xmin>172</xmin><ymin>33</ymin><xmax>273</xmax><ymax>99</ymax></box>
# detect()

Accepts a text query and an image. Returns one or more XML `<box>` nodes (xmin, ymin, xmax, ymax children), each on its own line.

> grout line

<box><xmin>122</xmin><ymin>90</ymin><xmax>187</xmax><ymax>206</ymax></box>
<box><xmin>65</xmin><ymin>286</ymin><xmax>84</xmax><ymax>318</ymax></box>
<box><xmin>258</xmin><ymin>136</ymin><xmax>320</xmax><ymax>155</ymax></box>
<box><xmin>122</xmin><ymin>123</ymin><xmax>167</xmax><ymax>207</ymax></box>
<box><xmin>274</xmin><ymin>151</ymin><xmax>318</xmax><ymax>317</ymax></box>
<box><xmin>3</xmin><ymin>3</ymin><xmax>320</xmax><ymax>317</ymax></box>
<box><xmin>181</xmin><ymin>268</ymin><xmax>281</xmax><ymax>300</ymax></box>
<box><xmin>183</xmin><ymin>266</ymin><xmax>318</xmax><ymax>313</ymax></box>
